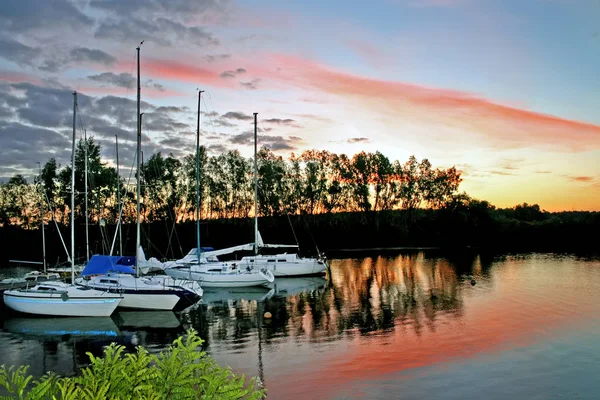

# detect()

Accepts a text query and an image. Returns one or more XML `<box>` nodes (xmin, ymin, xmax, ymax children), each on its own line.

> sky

<box><xmin>0</xmin><ymin>0</ymin><xmax>599</xmax><ymax>211</ymax></box>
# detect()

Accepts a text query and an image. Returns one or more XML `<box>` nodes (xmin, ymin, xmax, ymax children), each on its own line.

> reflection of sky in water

<box><xmin>2</xmin><ymin>252</ymin><xmax>600</xmax><ymax>399</ymax></box>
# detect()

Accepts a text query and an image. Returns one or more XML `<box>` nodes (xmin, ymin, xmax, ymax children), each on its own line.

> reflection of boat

<box><xmin>268</xmin><ymin>277</ymin><xmax>328</xmax><ymax>296</ymax></box>
<box><xmin>112</xmin><ymin>311</ymin><xmax>182</xmax><ymax>330</ymax></box>
<box><xmin>201</xmin><ymin>287</ymin><xmax>275</xmax><ymax>305</ymax></box>
<box><xmin>3</xmin><ymin>316</ymin><xmax>121</xmax><ymax>338</ymax></box>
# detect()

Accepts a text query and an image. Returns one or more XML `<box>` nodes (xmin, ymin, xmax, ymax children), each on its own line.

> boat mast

<box><xmin>37</xmin><ymin>162</ymin><xmax>46</xmax><ymax>273</ymax></box>
<box><xmin>71</xmin><ymin>91</ymin><xmax>77</xmax><ymax>284</ymax></box>
<box><xmin>196</xmin><ymin>89</ymin><xmax>204</xmax><ymax>264</ymax></box>
<box><xmin>115</xmin><ymin>135</ymin><xmax>122</xmax><ymax>255</ymax></box>
<box><xmin>84</xmin><ymin>129</ymin><xmax>89</xmax><ymax>263</ymax></box>
<box><xmin>136</xmin><ymin>42</ymin><xmax>142</xmax><ymax>277</ymax></box>
<box><xmin>253</xmin><ymin>112</ymin><xmax>258</xmax><ymax>256</ymax></box>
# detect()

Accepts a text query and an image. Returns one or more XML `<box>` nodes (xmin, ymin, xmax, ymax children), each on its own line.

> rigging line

<box><xmin>201</xmin><ymin>93</ymin><xmax>218</xmax><ymax>139</ymax></box>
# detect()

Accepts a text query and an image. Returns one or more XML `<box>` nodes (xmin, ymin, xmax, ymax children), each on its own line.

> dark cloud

<box><xmin>229</xmin><ymin>131</ymin><xmax>301</xmax><ymax>151</ymax></box>
<box><xmin>88</xmin><ymin>72</ymin><xmax>136</xmax><ymax>89</ymax></box>
<box><xmin>0</xmin><ymin>0</ymin><xmax>93</xmax><ymax>33</ymax></box>
<box><xmin>221</xmin><ymin>111</ymin><xmax>253</xmax><ymax>121</ymax></box>
<box><xmin>214</xmin><ymin>119</ymin><xmax>237</xmax><ymax>128</ymax></box>
<box><xmin>157</xmin><ymin>106</ymin><xmax>190</xmax><ymax>113</ymax></box>
<box><xmin>240</xmin><ymin>79</ymin><xmax>260</xmax><ymax>90</ymax></box>
<box><xmin>142</xmin><ymin>112</ymin><xmax>190</xmax><ymax>133</ymax></box>
<box><xmin>347</xmin><ymin>137</ymin><xmax>369</xmax><ymax>144</ymax></box>
<box><xmin>95</xmin><ymin>17</ymin><xmax>219</xmax><ymax>48</ymax></box>
<box><xmin>70</xmin><ymin>47</ymin><xmax>116</xmax><ymax>66</ymax></box>
<box><xmin>0</xmin><ymin>37</ymin><xmax>38</xmax><ymax>67</ymax></box>
<box><xmin>219</xmin><ymin>68</ymin><xmax>246</xmax><ymax>79</ymax></box>
<box><xmin>159</xmin><ymin>136</ymin><xmax>194</xmax><ymax>153</ymax></box>
<box><xmin>148</xmin><ymin>81</ymin><xmax>166</xmax><ymax>92</ymax></box>
<box><xmin>0</xmin><ymin>81</ymin><xmax>206</xmax><ymax>179</ymax></box>
<box><xmin>207</xmin><ymin>144</ymin><xmax>229</xmax><ymax>154</ymax></box>
<box><xmin>220</xmin><ymin>71</ymin><xmax>236</xmax><ymax>79</ymax></box>
<box><xmin>203</xmin><ymin>111</ymin><xmax>219</xmax><ymax>117</ymax></box>
<box><xmin>88</xmin><ymin>73</ymin><xmax>168</xmax><ymax>92</ymax></box>
<box><xmin>263</xmin><ymin>118</ymin><xmax>295</xmax><ymax>125</ymax></box>
<box><xmin>204</xmin><ymin>54</ymin><xmax>231</xmax><ymax>62</ymax></box>
<box><xmin>0</xmin><ymin>121</ymin><xmax>71</xmax><ymax>175</ymax></box>
<box><xmin>89</xmin><ymin>0</ymin><xmax>229</xmax><ymax>17</ymax></box>
<box><xmin>262</xmin><ymin>118</ymin><xmax>302</xmax><ymax>128</ymax></box>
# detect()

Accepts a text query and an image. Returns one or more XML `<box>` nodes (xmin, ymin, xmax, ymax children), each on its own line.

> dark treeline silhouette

<box><xmin>0</xmin><ymin>137</ymin><xmax>461</xmax><ymax>227</ymax></box>
<box><xmin>0</xmin><ymin>138</ymin><xmax>598</xmax><ymax>266</ymax></box>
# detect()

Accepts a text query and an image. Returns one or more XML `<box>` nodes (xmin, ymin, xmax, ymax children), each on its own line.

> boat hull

<box><xmin>3</xmin><ymin>291</ymin><xmax>121</xmax><ymax>317</ymax></box>
<box><xmin>84</xmin><ymin>288</ymin><xmax>181</xmax><ymax>311</ymax></box>
<box><xmin>165</xmin><ymin>268</ymin><xmax>272</xmax><ymax>288</ymax></box>
<box><xmin>269</xmin><ymin>263</ymin><xmax>327</xmax><ymax>277</ymax></box>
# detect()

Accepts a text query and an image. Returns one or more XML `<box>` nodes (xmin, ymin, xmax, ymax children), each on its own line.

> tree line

<box><xmin>0</xmin><ymin>137</ymin><xmax>462</xmax><ymax>228</ymax></box>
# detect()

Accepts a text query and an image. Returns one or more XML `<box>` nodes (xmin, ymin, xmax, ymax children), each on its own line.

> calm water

<box><xmin>1</xmin><ymin>251</ymin><xmax>600</xmax><ymax>399</ymax></box>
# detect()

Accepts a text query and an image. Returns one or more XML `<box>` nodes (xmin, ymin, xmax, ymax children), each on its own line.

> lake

<box><xmin>1</xmin><ymin>251</ymin><xmax>599</xmax><ymax>399</ymax></box>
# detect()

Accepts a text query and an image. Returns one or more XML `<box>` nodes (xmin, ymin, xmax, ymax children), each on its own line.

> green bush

<box><xmin>0</xmin><ymin>329</ymin><xmax>265</xmax><ymax>400</ymax></box>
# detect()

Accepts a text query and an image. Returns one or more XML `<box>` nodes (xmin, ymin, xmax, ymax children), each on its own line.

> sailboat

<box><xmin>234</xmin><ymin>113</ymin><xmax>328</xmax><ymax>277</ymax></box>
<box><xmin>163</xmin><ymin>93</ymin><xmax>274</xmax><ymax>288</ymax></box>
<box><xmin>76</xmin><ymin>43</ymin><xmax>202</xmax><ymax>310</ymax></box>
<box><xmin>3</xmin><ymin>91</ymin><xmax>124</xmax><ymax>317</ymax></box>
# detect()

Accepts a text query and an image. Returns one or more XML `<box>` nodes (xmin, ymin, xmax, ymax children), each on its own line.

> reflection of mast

<box><xmin>256</xmin><ymin>301</ymin><xmax>265</xmax><ymax>387</ymax></box>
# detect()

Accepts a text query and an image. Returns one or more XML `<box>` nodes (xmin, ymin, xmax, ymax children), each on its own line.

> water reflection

<box><xmin>1</xmin><ymin>252</ymin><xmax>599</xmax><ymax>400</ymax></box>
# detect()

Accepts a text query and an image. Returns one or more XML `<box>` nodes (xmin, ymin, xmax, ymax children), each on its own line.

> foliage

<box><xmin>0</xmin><ymin>330</ymin><xmax>265</xmax><ymax>400</ymax></box>
<box><xmin>0</xmin><ymin>139</ymin><xmax>463</xmax><ymax>227</ymax></box>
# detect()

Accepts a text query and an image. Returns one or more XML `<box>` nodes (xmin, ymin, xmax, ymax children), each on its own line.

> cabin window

<box><xmin>267</xmin><ymin>259</ymin><xmax>276</xmax><ymax>262</ymax></box>
<box><xmin>100</xmin><ymin>279</ymin><xmax>119</xmax><ymax>284</ymax></box>
<box><xmin>37</xmin><ymin>286</ymin><xmax>56</xmax><ymax>291</ymax></box>
<box><xmin>277</xmin><ymin>259</ymin><xmax>286</xmax><ymax>263</ymax></box>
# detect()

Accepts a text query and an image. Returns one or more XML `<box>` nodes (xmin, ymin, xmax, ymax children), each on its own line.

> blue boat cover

<box><xmin>81</xmin><ymin>255</ymin><xmax>136</xmax><ymax>276</ymax></box>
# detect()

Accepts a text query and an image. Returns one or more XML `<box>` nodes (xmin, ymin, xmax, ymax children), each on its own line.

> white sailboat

<box><xmin>163</xmin><ymin>94</ymin><xmax>273</xmax><ymax>288</ymax></box>
<box><xmin>3</xmin><ymin>91</ymin><xmax>123</xmax><ymax>317</ymax></box>
<box><xmin>76</xmin><ymin>43</ymin><xmax>202</xmax><ymax>310</ymax></box>
<box><xmin>236</xmin><ymin>113</ymin><xmax>328</xmax><ymax>277</ymax></box>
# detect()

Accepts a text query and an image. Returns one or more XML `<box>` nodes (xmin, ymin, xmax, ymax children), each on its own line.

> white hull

<box><xmin>118</xmin><ymin>292</ymin><xmax>180</xmax><ymax>310</ymax></box>
<box><xmin>77</xmin><ymin>274</ymin><xmax>196</xmax><ymax>311</ymax></box>
<box><xmin>269</xmin><ymin>262</ymin><xmax>327</xmax><ymax>277</ymax></box>
<box><xmin>3</xmin><ymin>283</ymin><xmax>122</xmax><ymax>317</ymax></box>
<box><xmin>238</xmin><ymin>254</ymin><xmax>328</xmax><ymax>277</ymax></box>
<box><xmin>165</xmin><ymin>267</ymin><xmax>273</xmax><ymax>288</ymax></box>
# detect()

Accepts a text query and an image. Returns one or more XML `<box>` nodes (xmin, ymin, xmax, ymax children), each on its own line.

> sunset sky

<box><xmin>0</xmin><ymin>0</ymin><xmax>599</xmax><ymax>211</ymax></box>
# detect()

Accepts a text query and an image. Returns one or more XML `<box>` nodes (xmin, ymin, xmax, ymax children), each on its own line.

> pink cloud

<box><xmin>143</xmin><ymin>59</ymin><xmax>222</xmax><ymax>84</ymax></box>
<box><xmin>261</xmin><ymin>54</ymin><xmax>600</xmax><ymax>152</ymax></box>
<box><xmin>0</xmin><ymin>71</ymin><xmax>40</xmax><ymax>85</ymax></box>
<box><xmin>77</xmin><ymin>85</ymin><xmax>184</xmax><ymax>98</ymax></box>
<box><xmin>569</xmin><ymin>176</ymin><xmax>594</xmax><ymax>182</ymax></box>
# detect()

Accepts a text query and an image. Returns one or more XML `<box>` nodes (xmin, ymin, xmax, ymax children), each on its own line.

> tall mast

<box><xmin>37</xmin><ymin>162</ymin><xmax>46</xmax><ymax>273</ymax></box>
<box><xmin>84</xmin><ymin>129</ymin><xmax>89</xmax><ymax>263</ymax></box>
<box><xmin>135</xmin><ymin>42</ymin><xmax>142</xmax><ymax>277</ymax></box>
<box><xmin>115</xmin><ymin>135</ymin><xmax>122</xmax><ymax>255</ymax></box>
<box><xmin>196</xmin><ymin>89</ymin><xmax>204</xmax><ymax>263</ymax></box>
<box><xmin>71</xmin><ymin>91</ymin><xmax>77</xmax><ymax>284</ymax></box>
<box><xmin>253</xmin><ymin>112</ymin><xmax>258</xmax><ymax>255</ymax></box>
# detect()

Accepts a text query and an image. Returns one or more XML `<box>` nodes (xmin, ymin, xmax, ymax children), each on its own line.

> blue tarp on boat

<box><xmin>81</xmin><ymin>255</ymin><xmax>136</xmax><ymax>276</ymax></box>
